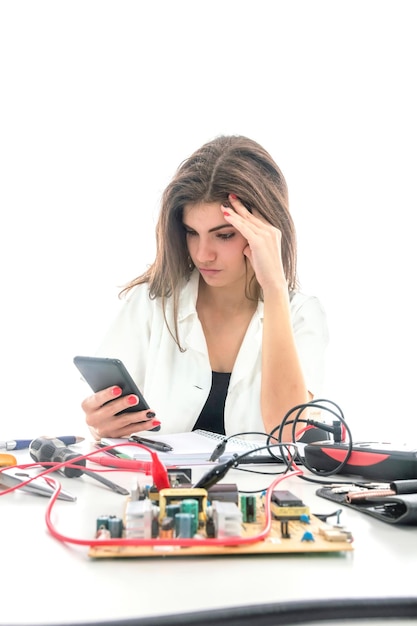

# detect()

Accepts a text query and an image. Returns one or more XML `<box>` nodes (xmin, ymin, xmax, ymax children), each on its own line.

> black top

<box><xmin>192</xmin><ymin>371</ymin><xmax>231</xmax><ymax>435</ymax></box>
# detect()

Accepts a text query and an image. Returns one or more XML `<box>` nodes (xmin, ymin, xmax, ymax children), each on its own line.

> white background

<box><xmin>1</xmin><ymin>0</ymin><xmax>416</xmax><ymax>442</ymax></box>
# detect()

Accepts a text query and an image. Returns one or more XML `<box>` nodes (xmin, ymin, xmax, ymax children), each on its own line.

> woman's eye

<box><xmin>217</xmin><ymin>232</ymin><xmax>235</xmax><ymax>240</ymax></box>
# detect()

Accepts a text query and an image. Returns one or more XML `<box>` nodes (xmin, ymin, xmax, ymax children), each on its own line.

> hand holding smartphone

<box><xmin>73</xmin><ymin>356</ymin><xmax>150</xmax><ymax>415</ymax></box>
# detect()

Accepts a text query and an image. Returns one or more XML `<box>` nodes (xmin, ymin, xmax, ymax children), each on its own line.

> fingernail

<box><xmin>127</xmin><ymin>395</ymin><xmax>138</xmax><ymax>406</ymax></box>
<box><xmin>151</xmin><ymin>419</ymin><xmax>161</xmax><ymax>426</ymax></box>
<box><xmin>146</xmin><ymin>411</ymin><xmax>156</xmax><ymax>419</ymax></box>
<box><xmin>112</xmin><ymin>386</ymin><xmax>122</xmax><ymax>397</ymax></box>
<box><xmin>221</xmin><ymin>205</ymin><xmax>230</xmax><ymax>216</ymax></box>
<box><xmin>229</xmin><ymin>193</ymin><xmax>237</xmax><ymax>200</ymax></box>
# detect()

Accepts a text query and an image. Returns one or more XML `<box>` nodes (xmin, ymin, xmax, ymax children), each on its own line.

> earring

<box><xmin>187</xmin><ymin>255</ymin><xmax>194</xmax><ymax>270</ymax></box>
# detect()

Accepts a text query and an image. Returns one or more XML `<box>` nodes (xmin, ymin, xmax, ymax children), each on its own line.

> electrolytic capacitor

<box><xmin>165</xmin><ymin>503</ymin><xmax>181</xmax><ymax>518</ymax></box>
<box><xmin>96</xmin><ymin>515</ymin><xmax>110</xmax><ymax>531</ymax></box>
<box><xmin>180</xmin><ymin>498</ymin><xmax>199</xmax><ymax>535</ymax></box>
<box><xmin>108</xmin><ymin>516</ymin><xmax>123</xmax><ymax>538</ymax></box>
<box><xmin>175</xmin><ymin>512</ymin><xmax>193</xmax><ymax>538</ymax></box>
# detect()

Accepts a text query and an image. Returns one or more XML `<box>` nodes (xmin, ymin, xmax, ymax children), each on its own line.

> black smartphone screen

<box><xmin>73</xmin><ymin>356</ymin><xmax>150</xmax><ymax>414</ymax></box>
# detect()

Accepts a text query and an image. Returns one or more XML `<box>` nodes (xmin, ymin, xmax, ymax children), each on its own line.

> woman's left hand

<box><xmin>222</xmin><ymin>194</ymin><xmax>287</xmax><ymax>292</ymax></box>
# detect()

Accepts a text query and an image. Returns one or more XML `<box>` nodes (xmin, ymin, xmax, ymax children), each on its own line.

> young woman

<box><xmin>81</xmin><ymin>135</ymin><xmax>329</xmax><ymax>440</ymax></box>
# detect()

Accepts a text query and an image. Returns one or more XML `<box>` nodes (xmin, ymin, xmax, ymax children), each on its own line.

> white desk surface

<box><xmin>1</xmin><ymin>445</ymin><xmax>417</xmax><ymax>625</ymax></box>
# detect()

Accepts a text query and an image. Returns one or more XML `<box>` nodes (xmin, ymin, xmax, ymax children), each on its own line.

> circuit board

<box><xmin>88</xmin><ymin>489</ymin><xmax>353</xmax><ymax>559</ymax></box>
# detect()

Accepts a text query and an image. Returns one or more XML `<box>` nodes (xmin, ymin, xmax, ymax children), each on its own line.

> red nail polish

<box><xmin>229</xmin><ymin>193</ymin><xmax>237</xmax><ymax>200</ymax></box>
<box><xmin>112</xmin><ymin>386</ymin><xmax>122</xmax><ymax>397</ymax></box>
<box><xmin>128</xmin><ymin>395</ymin><xmax>138</xmax><ymax>406</ymax></box>
<box><xmin>151</xmin><ymin>420</ymin><xmax>161</xmax><ymax>426</ymax></box>
<box><xmin>223</xmin><ymin>211</ymin><xmax>230</xmax><ymax>216</ymax></box>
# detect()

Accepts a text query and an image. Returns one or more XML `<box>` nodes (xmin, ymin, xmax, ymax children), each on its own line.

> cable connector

<box><xmin>332</xmin><ymin>421</ymin><xmax>343</xmax><ymax>443</ymax></box>
<box><xmin>306</xmin><ymin>419</ymin><xmax>344</xmax><ymax>443</ymax></box>
<box><xmin>192</xmin><ymin>456</ymin><xmax>237</xmax><ymax>490</ymax></box>
<box><xmin>208</xmin><ymin>439</ymin><xmax>227</xmax><ymax>462</ymax></box>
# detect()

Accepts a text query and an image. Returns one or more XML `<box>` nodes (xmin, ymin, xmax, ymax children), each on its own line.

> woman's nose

<box><xmin>196</xmin><ymin>239</ymin><xmax>216</xmax><ymax>263</ymax></box>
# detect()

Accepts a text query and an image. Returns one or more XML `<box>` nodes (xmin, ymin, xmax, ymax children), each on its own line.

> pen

<box><xmin>0</xmin><ymin>436</ymin><xmax>85</xmax><ymax>451</ymax></box>
<box><xmin>129</xmin><ymin>435</ymin><xmax>173</xmax><ymax>453</ymax></box>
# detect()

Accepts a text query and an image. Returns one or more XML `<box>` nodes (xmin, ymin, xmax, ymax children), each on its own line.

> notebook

<box><xmin>101</xmin><ymin>429</ymin><xmax>287</xmax><ymax>466</ymax></box>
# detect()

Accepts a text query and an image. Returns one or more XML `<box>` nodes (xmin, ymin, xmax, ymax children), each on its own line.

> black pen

<box><xmin>129</xmin><ymin>435</ymin><xmax>173</xmax><ymax>452</ymax></box>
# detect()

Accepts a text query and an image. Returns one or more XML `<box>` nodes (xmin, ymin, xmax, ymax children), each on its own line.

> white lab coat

<box><xmin>96</xmin><ymin>271</ymin><xmax>329</xmax><ymax>435</ymax></box>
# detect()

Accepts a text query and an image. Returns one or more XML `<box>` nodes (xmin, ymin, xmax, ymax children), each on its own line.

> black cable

<box><xmin>208</xmin><ymin>430</ymin><xmax>281</xmax><ymax>462</ymax></box>
<box><xmin>206</xmin><ymin>398</ymin><xmax>355</xmax><ymax>480</ymax></box>
<box><xmin>269</xmin><ymin>399</ymin><xmax>354</xmax><ymax>477</ymax></box>
<box><xmin>234</xmin><ymin>442</ymin><xmax>300</xmax><ymax>468</ymax></box>
<box><xmin>43</xmin><ymin>596</ymin><xmax>417</xmax><ymax>625</ymax></box>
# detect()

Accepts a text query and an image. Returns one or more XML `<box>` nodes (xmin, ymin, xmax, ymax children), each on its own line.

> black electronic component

<box><xmin>281</xmin><ymin>520</ymin><xmax>291</xmax><ymax>539</ymax></box>
<box><xmin>272</xmin><ymin>490</ymin><xmax>304</xmax><ymax>507</ymax></box>
<box><xmin>151</xmin><ymin>505</ymin><xmax>160</xmax><ymax>538</ymax></box>
<box><xmin>271</xmin><ymin>490</ymin><xmax>310</xmax><ymax>520</ymax></box>
<box><xmin>208</xmin><ymin>483</ymin><xmax>239</xmax><ymax>505</ymax></box>
<box><xmin>205</xmin><ymin>516</ymin><xmax>215</xmax><ymax>538</ymax></box>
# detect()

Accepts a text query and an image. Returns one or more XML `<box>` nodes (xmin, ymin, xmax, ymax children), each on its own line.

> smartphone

<box><xmin>73</xmin><ymin>356</ymin><xmax>150</xmax><ymax>415</ymax></box>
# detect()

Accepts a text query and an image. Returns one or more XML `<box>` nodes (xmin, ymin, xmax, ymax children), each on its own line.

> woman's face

<box><xmin>183</xmin><ymin>201</ymin><xmax>251</xmax><ymax>289</ymax></box>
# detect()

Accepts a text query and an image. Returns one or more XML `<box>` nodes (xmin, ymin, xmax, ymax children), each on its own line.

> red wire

<box><xmin>295</xmin><ymin>424</ymin><xmax>313</xmax><ymax>438</ymax></box>
<box><xmin>44</xmin><ymin>466</ymin><xmax>303</xmax><ymax>548</ymax></box>
<box><xmin>0</xmin><ymin>463</ymin><xmax>63</xmax><ymax>496</ymax></box>
<box><xmin>2</xmin><ymin>442</ymin><xmax>304</xmax><ymax>549</ymax></box>
<box><xmin>0</xmin><ymin>442</ymin><xmax>168</xmax><ymax>494</ymax></box>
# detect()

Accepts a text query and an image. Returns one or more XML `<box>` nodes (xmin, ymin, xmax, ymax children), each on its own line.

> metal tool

<box><xmin>0</xmin><ymin>468</ymin><xmax>76</xmax><ymax>501</ymax></box>
<box><xmin>29</xmin><ymin>437</ymin><xmax>129</xmax><ymax>495</ymax></box>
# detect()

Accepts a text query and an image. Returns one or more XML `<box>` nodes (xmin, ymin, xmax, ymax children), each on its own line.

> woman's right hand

<box><xmin>82</xmin><ymin>385</ymin><xmax>159</xmax><ymax>439</ymax></box>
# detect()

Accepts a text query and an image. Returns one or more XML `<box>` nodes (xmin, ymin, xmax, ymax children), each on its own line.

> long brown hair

<box><xmin>120</xmin><ymin>135</ymin><xmax>298</xmax><ymax>347</ymax></box>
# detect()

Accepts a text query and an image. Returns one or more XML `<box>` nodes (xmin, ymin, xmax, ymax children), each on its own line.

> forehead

<box><xmin>182</xmin><ymin>201</ymin><xmax>224</xmax><ymax>225</ymax></box>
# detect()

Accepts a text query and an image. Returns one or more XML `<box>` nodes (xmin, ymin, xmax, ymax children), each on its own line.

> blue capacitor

<box><xmin>180</xmin><ymin>499</ymin><xmax>199</xmax><ymax>535</ymax></box>
<box><xmin>108</xmin><ymin>516</ymin><xmax>123</xmax><ymax>538</ymax></box>
<box><xmin>166</xmin><ymin>503</ymin><xmax>181</xmax><ymax>518</ymax></box>
<box><xmin>175</xmin><ymin>513</ymin><xmax>193</xmax><ymax>538</ymax></box>
<box><xmin>96</xmin><ymin>515</ymin><xmax>109</xmax><ymax>531</ymax></box>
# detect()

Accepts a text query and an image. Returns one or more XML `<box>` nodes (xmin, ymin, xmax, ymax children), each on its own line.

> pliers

<box><xmin>0</xmin><ymin>454</ymin><xmax>76</xmax><ymax>501</ymax></box>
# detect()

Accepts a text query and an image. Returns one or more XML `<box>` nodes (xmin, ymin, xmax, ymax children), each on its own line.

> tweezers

<box><xmin>0</xmin><ymin>469</ymin><xmax>76</xmax><ymax>501</ymax></box>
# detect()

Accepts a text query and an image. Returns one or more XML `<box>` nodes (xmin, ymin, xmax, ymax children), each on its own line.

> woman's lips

<box><xmin>199</xmin><ymin>268</ymin><xmax>221</xmax><ymax>275</ymax></box>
